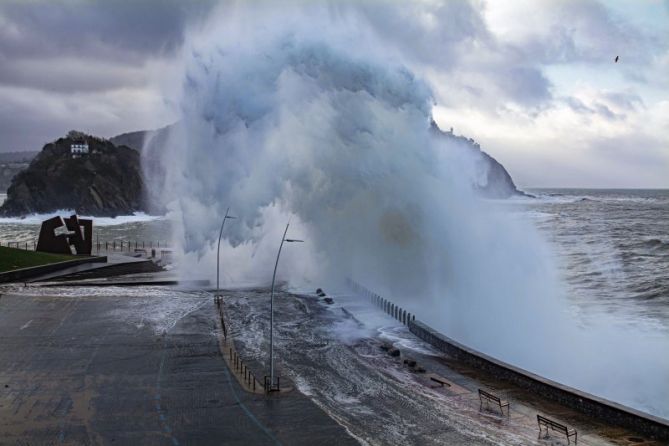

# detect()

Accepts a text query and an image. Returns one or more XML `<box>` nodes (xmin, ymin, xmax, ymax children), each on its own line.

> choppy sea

<box><xmin>0</xmin><ymin>193</ymin><xmax>170</xmax><ymax>247</ymax></box>
<box><xmin>2</xmin><ymin>189</ymin><xmax>667</xmax><ymax>325</ymax></box>
<box><xmin>522</xmin><ymin>189</ymin><xmax>669</xmax><ymax>326</ymax></box>
<box><xmin>3</xmin><ymin>189</ymin><xmax>666</xmax><ymax>325</ymax></box>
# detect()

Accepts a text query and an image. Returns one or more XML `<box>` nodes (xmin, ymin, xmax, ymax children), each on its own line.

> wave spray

<box><xmin>147</xmin><ymin>2</ymin><xmax>669</xmax><ymax>419</ymax></box>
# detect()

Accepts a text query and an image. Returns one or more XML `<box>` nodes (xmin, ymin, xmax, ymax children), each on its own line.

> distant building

<box><xmin>71</xmin><ymin>142</ymin><xmax>89</xmax><ymax>158</ymax></box>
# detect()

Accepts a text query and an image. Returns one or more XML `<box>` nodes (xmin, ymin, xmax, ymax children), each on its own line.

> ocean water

<box><xmin>0</xmin><ymin>193</ymin><xmax>170</xmax><ymax>246</ymax></box>
<box><xmin>522</xmin><ymin>189</ymin><xmax>669</xmax><ymax>325</ymax></box>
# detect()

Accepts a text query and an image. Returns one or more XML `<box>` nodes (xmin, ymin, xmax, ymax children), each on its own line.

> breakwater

<box><xmin>347</xmin><ymin>279</ymin><xmax>669</xmax><ymax>441</ymax></box>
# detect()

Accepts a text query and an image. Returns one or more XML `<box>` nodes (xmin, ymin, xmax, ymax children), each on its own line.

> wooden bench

<box><xmin>537</xmin><ymin>414</ymin><xmax>577</xmax><ymax>444</ymax></box>
<box><xmin>478</xmin><ymin>389</ymin><xmax>509</xmax><ymax>415</ymax></box>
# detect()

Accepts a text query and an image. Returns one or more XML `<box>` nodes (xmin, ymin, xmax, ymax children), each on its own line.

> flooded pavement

<box><xmin>0</xmin><ymin>286</ymin><xmax>356</xmax><ymax>445</ymax></box>
<box><xmin>222</xmin><ymin>287</ymin><xmax>665</xmax><ymax>446</ymax></box>
<box><xmin>0</xmin><ymin>282</ymin><xmax>663</xmax><ymax>445</ymax></box>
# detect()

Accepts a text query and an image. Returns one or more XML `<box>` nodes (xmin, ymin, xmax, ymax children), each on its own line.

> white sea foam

<box><xmin>0</xmin><ymin>211</ymin><xmax>165</xmax><ymax>226</ymax></box>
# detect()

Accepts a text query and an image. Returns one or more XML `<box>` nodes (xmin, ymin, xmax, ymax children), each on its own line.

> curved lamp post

<box><xmin>269</xmin><ymin>222</ymin><xmax>303</xmax><ymax>389</ymax></box>
<box><xmin>216</xmin><ymin>207</ymin><xmax>236</xmax><ymax>304</ymax></box>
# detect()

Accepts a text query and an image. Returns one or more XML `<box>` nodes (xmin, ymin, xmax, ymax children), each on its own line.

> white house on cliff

<box><xmin>71</xmin><ymin>142</ymin><xmax>89</xmax><ymax>158</ymax></box>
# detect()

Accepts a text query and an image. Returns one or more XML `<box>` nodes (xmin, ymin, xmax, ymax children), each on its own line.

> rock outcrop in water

<box><xmin>0</xmin><ymin>131</ymin><xmax>145</xmax><ymax>217</ymax></box>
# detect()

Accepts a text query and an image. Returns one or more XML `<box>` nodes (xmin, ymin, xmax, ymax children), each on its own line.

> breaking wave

<box><xmin>149</xmin><ymin>2</ymin><xmax>669</xmax><ymax>419</ymax></box>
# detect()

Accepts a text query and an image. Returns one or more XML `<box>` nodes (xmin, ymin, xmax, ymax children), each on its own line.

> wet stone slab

<box><xmin>0</xmin><ymin>290</ymin><xmax>358</xmax><ymax>445</ymax></box>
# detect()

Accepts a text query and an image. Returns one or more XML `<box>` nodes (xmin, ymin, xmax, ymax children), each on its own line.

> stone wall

<box><xmin>408</xmin><ymin>319</ymin><xmax>669</xmax><ymax>441</ymax></box>
<box><xmin>347</xmin><ymin>277</ymin><xmax>669</xmax><ymax>440</ymax></box>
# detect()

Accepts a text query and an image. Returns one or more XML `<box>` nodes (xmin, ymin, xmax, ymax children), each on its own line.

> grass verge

<box><xmin>0</xmin><ymin>246</ymin><xmax>77</xmax><ymax>273</ymax></box>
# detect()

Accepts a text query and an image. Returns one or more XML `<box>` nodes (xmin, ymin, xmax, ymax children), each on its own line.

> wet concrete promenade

<box><xmin>1</xmin><ymin>284</ymin><xmax>665</xmax><ymax>445</ymax></box>
<box><xmin>222</xmin><ymin>289</ymin><xmax>667</xmax><ymax>446</ymax></box>
<box><xmin>0</xmin><ymin>290</ymin><xmax>357</xmax><ymax>445</ymax></box>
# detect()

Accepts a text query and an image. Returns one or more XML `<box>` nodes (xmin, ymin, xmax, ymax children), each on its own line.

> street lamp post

<box><xmin>216</xmin><ymin>207</ymin><xmax>236</xmax><ymax>305</ymax></box>
<box><xmin>269</xmin><ymin>222</ymin><xmax>303</xmax><ymax>390</ymax></box>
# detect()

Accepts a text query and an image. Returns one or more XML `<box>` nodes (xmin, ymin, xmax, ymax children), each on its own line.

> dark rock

<box><xmin>380</xmin><ymin>343</ymin><xmax>391</xmax><ymax>352</ymax></box>
<box><xmin>415</xmin><ymin>366</ymin><xmax>426</xmax><ymax>373</ymax></box>
<box><xmin>388</xmin><ymin>347</ymin><xmax>400</xmax><ymax>357</ymax></box>
<box><xmin>0</xmin><ymin>131</ymin><xmax>146</xmax><ymax>217</ymax></box>
<box><xmin>316</xmin><ymin>288</ymin><xmax>323</xmax><ymax>294</ymax></box>
<box><xmin>403</xmin><ymin>359</ymin><xmax>417</xmax><ymax>368</ymax></box>
<box><xmin>430</xmin><ymin>120</ymin><xmax>527</xmax><ymax>198</ymax></box>
<box><xmin>323</xmin><ymin>297</ymin><xmax>334</xmax><ymax>305</ymax></box>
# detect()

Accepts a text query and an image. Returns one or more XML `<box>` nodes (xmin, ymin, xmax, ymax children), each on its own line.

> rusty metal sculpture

<box><xmin>36</xmin><ymin>214</ymin><xmax>93</xmax><ymax>255</ymax></box>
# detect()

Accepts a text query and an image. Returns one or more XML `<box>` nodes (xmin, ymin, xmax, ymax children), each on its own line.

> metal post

<box><xmin>268</xmin><ymin>222</ymin><xmax>304</xmax><ymax>390</ymax></box>
<box><xmin>216</xmin><ymin>208</ymin><xmax>236</xmax><ymax>303</ymax></box>
<box><xmin>269</xmin><ymin>223</ymin><xmax>290</xmax><ymax>387</ymax></box>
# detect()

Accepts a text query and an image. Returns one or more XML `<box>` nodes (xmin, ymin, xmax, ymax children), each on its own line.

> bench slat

<box><xmin>537</xmin><ymin>415</ymin><xmax>577</xmax><ymax>444</ymax></box>
<box><xmin>478</xmin><ymin>389</ymin><xmax>509</xmax><ymax>415</ymax></box>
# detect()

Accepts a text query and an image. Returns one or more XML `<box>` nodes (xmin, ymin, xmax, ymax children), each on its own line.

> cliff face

<box><xmin>112</xmin><ymin>121</ymin><xmax>525</xmax><ymax>214</ymax></box>
<box><xmin>0</xmin><ymin>132</ymin><xmax>145</xmax><ymax>217</ymax></box>
<box><xmin>431</xmin><ymin>122</ymin><xmax>524</xmax><ymax>198</ymax></box>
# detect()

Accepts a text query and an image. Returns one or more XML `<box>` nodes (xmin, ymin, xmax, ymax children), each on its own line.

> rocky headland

<box><xmin>0</xmin><ymin>131</ymin><xmax>145</xmax><ymax>217</ymax></box>
<box><xmin>118</xmin><ymin>121</ymin><xmax>527</xmax><ymax>205</ymax></box>
<box><xmin>0</xmin><ymin>121</ymin><xmax>525</xmax><ymax>218</ymax></box>
<box><xmin>431</xmin><ymin>121</ymin><xmax>525</xmax><ymax>198</ymax></box>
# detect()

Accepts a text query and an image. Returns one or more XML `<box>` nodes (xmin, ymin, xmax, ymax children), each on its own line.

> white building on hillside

<box><xmin>71</xmin><ymin>142</ymin><xmax>89</xmax><ymax>158</ymax></box>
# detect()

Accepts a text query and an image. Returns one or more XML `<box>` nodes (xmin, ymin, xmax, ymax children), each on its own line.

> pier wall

<box><xmin>346</xmin><ymin>278</ymin><xmax>669</xmax><ymax>441</ymax></box>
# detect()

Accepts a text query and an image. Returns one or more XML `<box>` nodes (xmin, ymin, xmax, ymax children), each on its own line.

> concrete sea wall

<box><xmin>347</xmin><ymin>279</ymin><xmax>669</xmax><ymax>441</ymax></box>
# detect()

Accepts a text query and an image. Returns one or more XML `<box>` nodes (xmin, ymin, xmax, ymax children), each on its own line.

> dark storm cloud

<box><xmin>0</xmin><ymin>0</ymin><xmax>217</xmax><ymax>151</ymax></box>
<box><xmin>0</xmin><ymin>0</ymin><xmax>217</xmax><ymax>62</ymax></box>
<box><xmin>0</xmin><ymin>0</ymin><xmax>218</xmax><ymax>95</ymax></box>
<box><xmin>0</xmin><ymin>57</ymin><xmax>148</xmax><ymax>93</ymax></box>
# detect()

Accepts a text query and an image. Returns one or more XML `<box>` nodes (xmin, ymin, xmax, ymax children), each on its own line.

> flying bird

<box><xmin>615</xmin><ymin>56</ymin><xmax>619</xmax><ymax>63</ymax></box>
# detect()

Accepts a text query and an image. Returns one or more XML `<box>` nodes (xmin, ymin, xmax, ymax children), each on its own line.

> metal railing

<box><xmin>0</xmin><ymin>239</ymin><xmax>169</xmax><ymax>254</ymax></box>
<box><xmin>215</xmin><ymin>297</ymin><xmax>267</xmax><ymax>392</ymax></box>
<box><xmin>347</xmin><ymin>278</ymin><xmax>415</xmax><ymax>326</ymax></box>
<box><xmin>0</xmin><ymin>241</ymin><xmax>35</xmax><ymax>250</ymax></box>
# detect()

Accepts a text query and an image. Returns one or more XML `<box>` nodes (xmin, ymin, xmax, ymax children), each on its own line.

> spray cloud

<box><xmin>147</xmin><ymin>1</ymin><xmax>669</xmax><ymax>419</ymax></box>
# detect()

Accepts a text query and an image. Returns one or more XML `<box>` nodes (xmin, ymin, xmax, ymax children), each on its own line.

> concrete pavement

<box><xmin>0</xmin><ymin>291</ymin><xmax>357</xmax><ymax>445</ymax></box>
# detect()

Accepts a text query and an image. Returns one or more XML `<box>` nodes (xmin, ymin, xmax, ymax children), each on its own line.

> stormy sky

<box><xmin>0</xmin><ymin>0</ymin><xmax>667</xmax><ymax>188</ymax></box>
